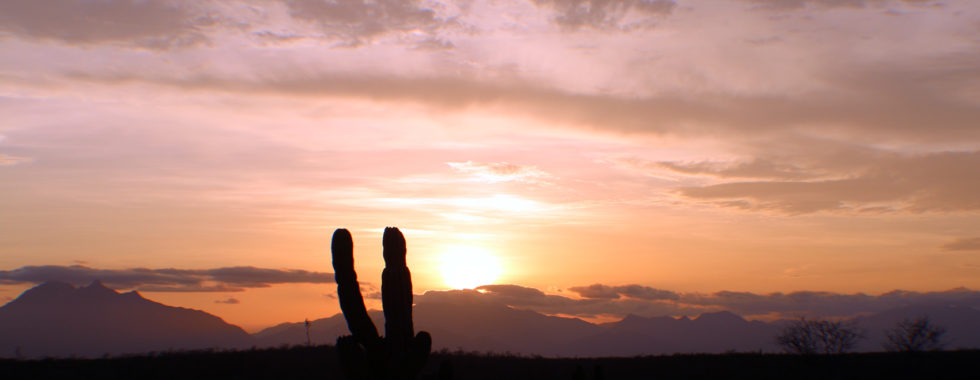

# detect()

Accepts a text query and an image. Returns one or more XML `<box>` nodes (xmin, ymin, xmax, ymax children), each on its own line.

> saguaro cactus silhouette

<box><xmin>332</xmin><ymin>227</ymin><xmax>432</xmax><ymax>380</ymax></box>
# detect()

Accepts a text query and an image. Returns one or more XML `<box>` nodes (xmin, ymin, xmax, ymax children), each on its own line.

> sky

<box><xmin>1</xmin><ymin>0</ymin><xmax>979</xmax><ymax>332</ymax></box>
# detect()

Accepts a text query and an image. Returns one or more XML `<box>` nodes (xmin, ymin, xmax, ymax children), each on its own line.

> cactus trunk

<box><xmin>331</xmin><ymin>227</ymin><xmax>432</xmax><ymax>380</ymax></box>
<box><xmin>331</xmin><ymin>229</ymin><xmax>380</xmax><ymax>348</ymax></box>
<box><xmin>382</xmin><ymin>227</ymin><xmax>414</xmax><ymax>354</ymax></box>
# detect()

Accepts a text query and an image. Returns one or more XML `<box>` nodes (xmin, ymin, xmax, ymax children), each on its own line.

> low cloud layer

<box><xmin>0</xmin><ymin>265</ymin><xmax>333</xmax><ymax>292</ymax></box>
<box><xmin>417</xmin><ymin>283</ymin><xmax>980</xmax><ymax>319</ymax></box>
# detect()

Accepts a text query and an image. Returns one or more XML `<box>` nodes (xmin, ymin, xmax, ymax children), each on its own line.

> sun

<box><xmin>439</xmin><ymin>246</ymin><xmax>502</xmax><ymax>290</ymax></box>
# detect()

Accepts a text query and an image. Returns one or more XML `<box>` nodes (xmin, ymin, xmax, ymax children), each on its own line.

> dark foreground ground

<box><xmin>1</xmin><ymin>346</ymin><xmax>977</xmax><ymax>380</ymax></box>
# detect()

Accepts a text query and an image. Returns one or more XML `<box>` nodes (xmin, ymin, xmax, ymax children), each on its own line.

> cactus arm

<box><xmin>332</xmin><ymin>228</ymin><xmax>381</xmax><ymax>347</ymax></box>
<box><xmin>382</xmin><ymin>227</ymin><xmax>415</xmax><ymax>354</ymax></box>
<box><xmin>407</xmin><ymin>331</ymin><xmax>432</xmax><ymax>376</ymax></box>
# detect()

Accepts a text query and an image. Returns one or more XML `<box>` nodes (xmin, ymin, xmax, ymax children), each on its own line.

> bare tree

<box><xmin>776</xmin><ymin>316</ymin><xmax>862</xmax><ymax>354</ymax></box>
<box><xmin>883</xmin><ymin>316</ymin><xmax>947</xmax><ymax>352</ymax></box>
<box><xmin>776</xmin><ymin>317</ymin><xmax>818</xmax><ymax>354</ymax></box>
<box><xmin>816</xmin><ymin>319</ymin><xmax>862</xmax><ymax>354</ymax></box>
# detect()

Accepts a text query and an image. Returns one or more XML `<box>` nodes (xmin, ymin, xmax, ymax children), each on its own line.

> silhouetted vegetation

<box><xmin>776</xmin><ymin>316</ymin><xmax>862</xmax><ymax>354</ymax></box>
<box><xmin>332</xmin><ymin>227</ymin><xmax>431</xmax><ymax>380</ymax></box>
<box><xmin>2</xmin><ymin>345</ymin><xmax>978</xmax><ymax>380</ymax></box>
<box><xmin>884</xmin><ymin>315</ymin><xmax>947</xmax><ymax>352</ymax></box>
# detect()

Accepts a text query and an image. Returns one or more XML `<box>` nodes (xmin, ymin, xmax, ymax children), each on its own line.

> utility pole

<box><xmin>305</xmin><ymin>318</ymin><xmax>312</xmax><ymax>347</ymax></box>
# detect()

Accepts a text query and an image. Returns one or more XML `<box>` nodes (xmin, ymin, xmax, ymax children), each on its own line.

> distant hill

<box><xmin>253</xmin><ymin>311</ymin><xmax>355</xmax><ymax>348</ymax></box>
<box><xmin>852</xmin><ymin>303</ymin><xmax>980</xmax><ymax>351</ymax></box>
<box><xmin>255</xmin><ymin>299</ymin><xmax>980</xmax><ymax>357</ymax></box>
<box><xmin>569</xmin><ymin>311</ymin><xmax>781</xmax><ymax>356</ymax></box>
<box><xmin>254</xmin><ymin>300</ymin><xmax>600</xmax><ymax>355</ymax></box>
<box><xmin>254</xmin><ymin>301</ymin><xmax>776</xmax><ymax>356</ymax></box>
<box><xmin>0</xmin><ymin>281</ymin><xmax>253</xmax><ymax>358</ymax></box>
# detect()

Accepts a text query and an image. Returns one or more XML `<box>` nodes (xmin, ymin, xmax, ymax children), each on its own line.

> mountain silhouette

<box><xmin>4</xmin><ymin>283</ymin><xmax>978</xmax><ymax>358</ymax></box>
<box><xmin>567</xmin><ymin>311</ymin><xmax>780</xmax><ymax>356</ymax></box>
<box><xmin>253</xmin><ymin>310</ymin><xmax>357</xmax><ymax>347</ymax></box>
<box><xmin>852</xmin><ymin>302</ymin><xmax>980</xmax><ymax>351</ymax></box>
<box><xmin>254</xmin><ymin>301</ymin><xmax>776</xmax><ymax>356</ymax></box>
<box><xmin>256</xmin><ymin>299</ymin><xmax>980</xmax><ymax>356</ymax></box>
<box><xmin>254</xmin><ymin>301</ymin><xmax>599</xmax><ymax>355</ymax></box>
<box><xmin>0</xmin><ymin>281</ymin><xmax>253</xmax><ymax>358</ymax></box>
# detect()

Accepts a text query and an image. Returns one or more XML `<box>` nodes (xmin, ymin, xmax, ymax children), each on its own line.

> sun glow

<box><xmin>440</xmin><ymin>246</ymin><xmax>502</xmax><ymax>290</ymax></box>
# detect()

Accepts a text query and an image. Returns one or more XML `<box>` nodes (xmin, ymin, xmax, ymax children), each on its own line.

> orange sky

<box><xmin>1</xmin><ymin>0</ymin><xmax>979</xmax><ymax>331</ymax></box>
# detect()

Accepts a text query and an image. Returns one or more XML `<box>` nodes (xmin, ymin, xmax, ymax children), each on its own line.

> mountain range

<box><xmin>0</xmin><ymin>281</ymin><xmax>252</xmax><ymax>358</ymax></box>
<box><xmin>256</xmin><ymin>294</ymin><xmax>980</xmax><ymax>356</ymax></box>
<box><xmin>2</xmin><ymin>282</ymin><xmax>979</xmax><ymax>358</ymax></box>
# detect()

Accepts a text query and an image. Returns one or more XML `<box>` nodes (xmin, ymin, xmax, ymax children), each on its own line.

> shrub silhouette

<box><xmin>775</xmin><ymin>316</ymin><xmax>862</xmax><ymax>354</ymax></box>
<box><xmin>332</xmin><ymin>227</ymin><xmax>432</xmax><ymax>380</ymax></box>
<box><xmin>883</xmin><ymin>315</ymin><xmax>947</xmax><ymax>352</ymax></box>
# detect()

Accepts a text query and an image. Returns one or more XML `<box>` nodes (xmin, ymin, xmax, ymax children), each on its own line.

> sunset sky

<box><xmin>1</xmin><ymin>0</ymin><xmax>979</xmax><ymax>332</ymax></box>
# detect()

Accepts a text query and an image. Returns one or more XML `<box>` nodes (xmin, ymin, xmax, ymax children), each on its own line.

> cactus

<box><xmin>332</xmin><ymin>227</ymin><xmax>432</xmax><ymax>380</ymax></box>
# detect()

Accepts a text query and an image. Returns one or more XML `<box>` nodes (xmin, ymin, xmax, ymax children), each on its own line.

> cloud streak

<box><xmin>0</xmin><ymin>154</ymin><xmax>31</xmax><ymax>166</ymax></box>
<box><xmin>214</xmin><ymin>297</ymin><xmax>241</xmax><ymax>304</ymax></box>
<box><xmin>657</xmin><ymin>159</ymin><xmax>819</xmax><ymax>181</ymax></box>
<box><xmin>447</xmin><ymin>161</ymin><xmax>551</xmax><ymax>183</ymax></box>
<box><xmin>0</xmin><ymin>265</ymin><xmax>333</xmax><ymax>292</ymax></box>
<box><xmin>676</xmin><ymin>150</ymin><xmax>980</xmax><ymax>214</ymax></box>
<box><xmin>942</xmin><ymin>237</ymin><xmax>980</xmax><ymax>251</ymax></box>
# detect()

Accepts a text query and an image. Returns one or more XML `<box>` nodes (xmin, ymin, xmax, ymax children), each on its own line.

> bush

<box><xmin>883</xmin><ymin>316</ymin><xmax>946</xmax><ymax>352</ymax></box>
<box><xmin>776</xmin><ymin>316</ymin><xmax>862</xmax><ymax>354</ymax></box>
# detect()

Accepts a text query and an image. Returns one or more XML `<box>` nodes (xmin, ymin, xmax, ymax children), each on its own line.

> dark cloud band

<box><xmin>531</xmin><ymin>0</ymin><xmax>676</xmax><ymax>30</ymax></box>
<box><xmin>0</xmin><ymin>0</ymin><xmax>213</xmax><ymax>50</ymax></box>
<box><xmin>416</xmin><ymin>283</ymin><xmax>980</xmax><ymax>320</ymax></box>
<box><xmin>0</xmin><ymin>265</ymin><xmax>333</xmax><ymax>292</ymax></box>
<box><xmin>568</xmin><ymin>283</ymin><xmax>679</xmax><ymax>300</ymax></box>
